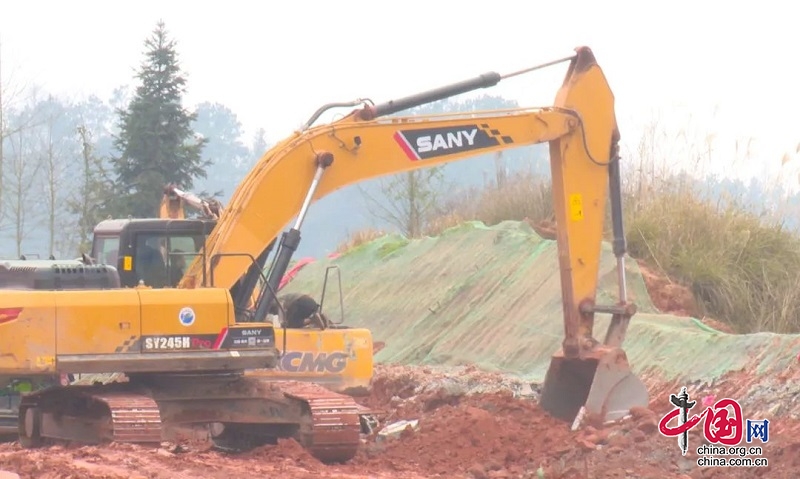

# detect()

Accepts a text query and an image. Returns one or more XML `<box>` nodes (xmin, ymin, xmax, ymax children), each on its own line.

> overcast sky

<box><xmin>1</xmin><ymin>1</ymin><xmax>797</xmax><ymax>186</ymax></box>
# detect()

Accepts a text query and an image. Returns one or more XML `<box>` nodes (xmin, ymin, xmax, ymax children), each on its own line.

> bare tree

<box><xmin>493</xmin><ymin>151</ymin><xmax>507</xmax><ymax>189</ymax></box>
<box><xmin>0</xmin><ymin>39</ymin><xmax>40</xmax><ymax>228</ymax></box>
<box><xmin>35</xmin><ymin>96</ymin><xmax>72</xmax><ymax>257</ymax></box>
<box><xmin>361</xmin><ymin>167</ymin><xmax>445</xmax><ymax>238</ymax></box>
<box><xmin>6</xmin><ymin>125</ymin><xmax>44</xmax><ymax>256</ymax></box>
<box><xmin>67</xmin><ymin>123</ymin><xmax>113</xmax><ymax>253</ymax></box>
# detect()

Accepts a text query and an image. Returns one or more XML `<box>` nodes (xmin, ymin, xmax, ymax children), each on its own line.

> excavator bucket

<box><xmin>540</xmin><ymin>344</ymin><xmax>649</xmax><ymax>425</ymax></box>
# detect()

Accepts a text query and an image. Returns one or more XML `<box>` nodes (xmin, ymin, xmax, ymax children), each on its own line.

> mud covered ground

<box><xmin>1</xmin><ymin>363</ymin><xmax>797</xmax><ymax>479</ymax></box>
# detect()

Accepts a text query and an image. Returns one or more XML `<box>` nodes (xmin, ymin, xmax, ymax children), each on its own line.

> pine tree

<box><xmin>110</xmin><ymin>20</ymin><xmax>208</xmax><ymax>218</ymax></box>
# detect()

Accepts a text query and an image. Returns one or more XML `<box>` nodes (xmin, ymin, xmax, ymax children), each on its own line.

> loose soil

<box><xmin>0</xmin><ymin>364</ymin><xmax>795</xmax><ymax>479</ymax></box>
<box><xmin>635</xmin><ymin>260</ymin><xmax>739</xmax><ymax>334</ymax></box>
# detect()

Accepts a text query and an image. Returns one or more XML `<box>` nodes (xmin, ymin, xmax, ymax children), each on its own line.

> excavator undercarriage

<box><xmin>17</xmin><ymin>374</ymin><xmax>362</xmax><ymax>462</ymax></box>
<box><xmin>0</xmin><ymin>253</ymin><xmax>374</xmax><ymax>463</ymax></box>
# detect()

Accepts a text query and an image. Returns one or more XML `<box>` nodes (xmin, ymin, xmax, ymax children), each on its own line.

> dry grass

<box><xmin>622</xmin><ymin>175</ymin><xmax>800</xmax><ymax>333</ymax></box>
<box><xmin>347</xmin><ymin>166</ymin><xmax>800</xmax><ymax>334</ymax></box>
<box><xmin>435</xmin><ymin>169</ymin><xmax>800</xmax><ymax>333</ymax></box>
<box><xmin>341</xmin><ymin>105</ymin><xmax>800</xmax><ymax>333</ymax></box>
<box><xmin>427</xmin><ymin>171</ymin><xmax>554</xmax><ymax>233</ymax></box>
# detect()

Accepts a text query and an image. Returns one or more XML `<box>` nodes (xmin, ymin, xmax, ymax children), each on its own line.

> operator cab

<box><xmin>89</xmin><ymin>219</ymin><xmax>348</xmax><ymax>330</ymax></box>
<box><xmin>91</xmin><ymin>218</ymin><xmax>216</xmax><ymax>288</ymax></box>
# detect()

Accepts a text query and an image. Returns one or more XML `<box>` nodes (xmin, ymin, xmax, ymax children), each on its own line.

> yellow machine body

<box><xmin>258</xmin><ymin>328</ymin><xmax>374</xmax><ymax>395</ymax></box>
<box><xmin>0</xmin><ymin>288</ymin><xmax>275</xmax><ymax>377</ymax></box>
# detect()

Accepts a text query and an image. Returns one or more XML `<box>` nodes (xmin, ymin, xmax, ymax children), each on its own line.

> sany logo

<box><xmin>658</xmin><ymin>387</ymin><xmax>770</xmax><ymax>456</ymax></box>
<box><xmin>0</xmin><ymin>307</ymin><xmax>23</xmax><ymax>325</ymax></box>
<box><xmin>393</xmin><ymin>124</ymin><xmax>511</xmax><ymax>161</ymax></box>
<box><xmin>416</xmin><ymin>128</ymin><xmax>478</xmax><ymax>153</ymax></box>
<box><xmin>277</xmin><ymin>351</ymin><xmax>349</xmax><ymax>373</ymax></box>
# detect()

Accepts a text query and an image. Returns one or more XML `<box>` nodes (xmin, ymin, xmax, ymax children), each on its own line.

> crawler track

<box><xmin>0</xmin><ymin>409</ymin><xmax>16</xmax><ymax>437</ymax></box>
<box><xmin>281</xmin><ymin>381</ymin><xmax>361</xmax><ymax>462</ymax></box>
<box><xmin>15</xmin><ymin>377</ymin><xmax>362</xmax><ymax>463</ymax></box>
<box><xmin>91</xmin><ymin>393</ymin><xmax>161</xmax><ymax>443</ymax></box>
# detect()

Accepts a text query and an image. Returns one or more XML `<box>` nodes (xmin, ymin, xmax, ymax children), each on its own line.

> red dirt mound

<box><xmin>2</xmin><ymin>365</ymin><xmax>799</xmax><ymax>478</ymax></box>
<box><xmin>354</xmin><ymin>391</ymin><xmax>568</xmax><ymax>477</ymax></box>
<box><xmin>234</xmin><ymin>438</ymin><xmax>323</xmax><ymax>471</ymax></box>
<box><xmin>636</xmin><ymin>261</ymin><xmax>698</xmax><ymax>317</ymax></box>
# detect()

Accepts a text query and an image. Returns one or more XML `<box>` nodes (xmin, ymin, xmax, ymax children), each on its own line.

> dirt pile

<box><xmin>636</xmin><ymin>261</ymin><xmax>736</xmax><ymax>334</ymax></box>
<box><xmin>0</xmin><ymin>364</ymin><xmax>798</xmax><ymax>478</ymax></box>
<box><xmin>234</xmin><ymin>438</ymin><xmax>324</xmax><ymax>471</ymax></box>
<box><xmin>637</xmin><ymin>262</ymin><xmax>698</xmax><ymax>317</ymax></box>
<box><xmin>354</xmin><ymin>391</ymin><xmax>567</xmax><ymax>477</ymax></box>
<box><xmin>353</xmin><ymin>365</ymin><xmax>797</xmax><ymax>479</ymax></box>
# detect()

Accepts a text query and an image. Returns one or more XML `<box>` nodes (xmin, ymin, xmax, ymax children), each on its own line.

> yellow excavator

<box><xmin>0</xmin><ymin>46</ymin><xmax>648</xmax><ymax>462</ymax></box>
<box><xmin>84</xmin><ymin>181</ymin><xmax>375</xmax><ymax>395</ymax></box>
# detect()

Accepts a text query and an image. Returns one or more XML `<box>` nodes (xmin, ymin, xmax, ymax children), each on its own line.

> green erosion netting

<box><xmin>282</xmin><ymin>221</ymin><xmax>800</xmax><ymax>385</ymax></box>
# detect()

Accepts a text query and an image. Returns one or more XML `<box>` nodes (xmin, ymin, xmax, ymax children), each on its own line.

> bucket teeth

<box><xmin>540</xmin><ymin>345</ymin><xmax>649</xmax><ymax>425</ymax></box>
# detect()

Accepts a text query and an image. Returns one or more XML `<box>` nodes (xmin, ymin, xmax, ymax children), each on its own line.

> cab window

<box><xmin>92</xmin><ymin>235</ymin><xmax>120</xmax><ymax>267</ymax></box>
<box><xmin>134</xmin><ymin>233</ymin><xmax>204</xmax><ymax>288</ymax></box>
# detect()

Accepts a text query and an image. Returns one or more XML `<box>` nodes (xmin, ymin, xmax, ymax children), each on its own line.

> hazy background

<box><xmin>0</xmin><ymin>0</ymin><xmax>797</xmax><ymax>259</ymax></box>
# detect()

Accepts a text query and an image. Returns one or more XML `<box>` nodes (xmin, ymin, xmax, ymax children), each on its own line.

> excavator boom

<box><xmin>178</xmin><ymin>46</ymin><xmax>647</xmax><ymax>423</ymax></box>
<box><xmin>184</xmin><ymin>101</ymin><xmax>583</xmax><ymax>292</ymax></box>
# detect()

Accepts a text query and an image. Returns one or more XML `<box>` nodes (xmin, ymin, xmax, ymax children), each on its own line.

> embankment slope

<box><xmin>282</xmin><ymin>221</ymin><xmax>800</xmax><ymax>413</ymax></box>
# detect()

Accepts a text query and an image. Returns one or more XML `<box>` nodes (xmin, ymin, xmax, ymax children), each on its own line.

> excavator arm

<box><xmin>159</xmin><ymin>183</ymin><xmax>222</xmax><ymax>220</ymax></box>
<box><xmin>183</xmin><ymin>51</ymin><xmax>611</xmax><ymax>295</ymax></box>
<box><xmin>178</xmin><ymin>46</ymin><xmax>648</xmax><ymax>424</ymax></box>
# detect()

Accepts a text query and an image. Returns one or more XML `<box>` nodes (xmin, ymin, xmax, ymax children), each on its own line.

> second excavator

<box><xmin>0</xmin><ymin>46</ymin><xmax>648</xmax><ymax>461</ymax></box>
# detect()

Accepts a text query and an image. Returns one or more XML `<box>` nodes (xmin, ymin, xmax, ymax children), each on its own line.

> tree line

<box><xmin>8</xmin><ymin>19</ymin><xmax>793</xmax><ymax>264</ymax></box>
<box><xmin>0</xmin><ymin>21</ymin><xmax>267</xmax><ymax>258</ymax></box>
<box><xmin>0</xmin><ymin>19</ymin><xmax>545</xmax><ymax>260</ymax></box>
